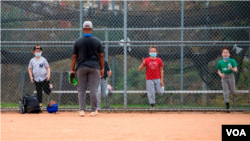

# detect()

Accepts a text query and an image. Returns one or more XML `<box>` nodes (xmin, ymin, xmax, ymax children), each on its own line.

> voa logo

<box><xmin>226</xmin><ymin>129</ymin><xmax>246</xmax><ymax>136</ymax></box>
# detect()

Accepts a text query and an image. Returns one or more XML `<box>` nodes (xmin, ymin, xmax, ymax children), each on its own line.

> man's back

<box><xmin>73</xmin><ymin>36</ymin><xmax>104</xmax><ymax>70</ymax></box>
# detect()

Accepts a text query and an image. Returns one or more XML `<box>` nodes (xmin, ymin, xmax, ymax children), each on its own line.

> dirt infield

<box><xmin>1</xmin><ymin>111</ymin><xmax>250</xmax><ymax>141</ymax></box>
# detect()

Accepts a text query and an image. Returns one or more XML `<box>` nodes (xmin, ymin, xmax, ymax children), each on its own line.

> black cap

<box><xmin>33</xmin><ymin>46</ymin><xmax>42</xmax><ymax>51</ymax></box>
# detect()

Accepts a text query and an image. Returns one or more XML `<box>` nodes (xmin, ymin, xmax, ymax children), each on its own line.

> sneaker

<box><xmin>79</xmin><ymin>110</ymin><xmax>85</xmax><ymax>116</ymax></box>
<box><xmin>96</xmin><ymin>110</ymin><xmax>100</xmax><ymax>115</ymax></box>
<box><xmin>90</xmin><ymin>111</ymin><xmax>99</xmax><ymax>116</ymax></box>
<box><xmin>40</xmin><ymin>106</ymin><xmax>43</xmax><ymax>113</ymax></box>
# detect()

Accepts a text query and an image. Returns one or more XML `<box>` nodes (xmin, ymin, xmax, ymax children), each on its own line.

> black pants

<box><xmin>35</xmin><ymin>79</ymin><xmax>51</xmax><ymax>103</ymax></box>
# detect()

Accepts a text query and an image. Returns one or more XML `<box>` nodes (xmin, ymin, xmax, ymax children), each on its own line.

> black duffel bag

<box><xmin>23</xmin><ymin>95</ymin><xmax>41</xmax><ymax>113</ymax></box>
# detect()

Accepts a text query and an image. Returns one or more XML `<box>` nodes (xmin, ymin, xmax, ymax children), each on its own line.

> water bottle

<box><xmin>19</xmin><ymin>99</ymin><xmax>23</xmax><ymax>114</ymax></box>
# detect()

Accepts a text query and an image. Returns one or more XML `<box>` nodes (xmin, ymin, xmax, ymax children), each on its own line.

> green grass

<box><xmin>1</xmin><ymin>103</ymin><xmax>249</xmax><ymax>109</ymax></box>
<box><xmin>1</xmin><ymin>103</ymin><xmax>19</xmax><ymax>108</ymax></box>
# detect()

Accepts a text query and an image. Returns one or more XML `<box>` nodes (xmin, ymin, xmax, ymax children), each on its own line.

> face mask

<box><xmin>149</xmin><ymin>53</ymin><xmax>157</xmax><ymax>57</ymax></box>
<box><xmin>35</xmin><ymin>52</ymin><xmax>42</xmax><ymax>57</ymax></box>
<box><xmin>223</xmin><ymin>57</ymin><xmax>229</xmax><ymax>61</ymax></box>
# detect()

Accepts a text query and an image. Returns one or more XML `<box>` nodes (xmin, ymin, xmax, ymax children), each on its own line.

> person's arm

<box><xmin>215</xmin><ymin>62</ymin><xmax>225</xmax><ymax>78</ymax></box>
<box><xmin>28</xmin><ymin>68</ymin><xmax>34</xmax><ymax>83</ymax></box>
<box><xmin>71</xmin><ymin>54</ymin><xmax>77</xmax><ymax>73</ymax></box>
<box><xmin>99</xmin><ymin>53</ymin><xmax>104</xmax><ymax>78</ymax></box>
<box><xmin>160</xmin><ymin>67</ymin><xmax>164</xmax><ymax>87</ymax></box>
<box><xmin>139</xmin><ymin>58</ymin><xmax>145</xmax><ymax>71</ymax></box>
<box><xmin>46</xmin><ymin>67</ymin><xmax>50</xmax><ymax>81</ymax></box>
<box><xmin>218</xmin><ymin>69</ymin><xmax>225</xmax><ymax>78</ymax></box>
<box><xmin>106</xmin><ymin>61</ymin><xmax>112</xmax><ymax>76</ymax></box>
<box><xmin>44</xmin><ymin>59</ymin><xmax>50</xmax><ymax>81</ymax></box>
<box><xmin>229</xmin><ymin>66</ymin><xmax>238</xmax><ymax>73</ymax></box>
<box><xmin>229</xmin><ymin>59</ymin><xmax>238</xmax><ymax>73</ymax></box>
<box><xmin>108</xmin><ymin>70</ymin><xmax>112</xmax><ymax>76</ymax></box>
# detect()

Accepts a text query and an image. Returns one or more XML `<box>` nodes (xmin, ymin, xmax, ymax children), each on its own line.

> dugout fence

<box><xmin>1</xmin><ymin>1</ymin><xmax>250</xmax><ymax>112</ymax></box>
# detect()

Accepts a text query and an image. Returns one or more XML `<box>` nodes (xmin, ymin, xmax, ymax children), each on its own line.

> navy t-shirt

<box><xmin>73</xmin><ymin>35</ymin><xmax>104</xmax><ymax>71</ymax></box>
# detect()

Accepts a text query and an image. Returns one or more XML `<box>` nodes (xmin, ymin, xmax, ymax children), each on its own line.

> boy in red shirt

<box><xmin>100</xmin><ymin>0</ymin><xmax>108</xmax><ymax>12</ymax></box>
<box><xmin>139</xmin><ymin>46</ymin><xmax>164</xmax><ymax>110</ymax></box>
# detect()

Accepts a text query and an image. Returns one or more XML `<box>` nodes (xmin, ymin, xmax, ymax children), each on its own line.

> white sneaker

<box><xmin>96</xmin><ymin>110</ymin><xmax>100</xmax><ymax>115</ymax></box>
<box><xmin>79</xmin><ymin>110</ymin><xmax>85</xmax><ymax>116</ymax></box>
<box><xmin>90</xmin><ymin>111</ymin><xmax>99</xmax><ymax>116</ymax></box>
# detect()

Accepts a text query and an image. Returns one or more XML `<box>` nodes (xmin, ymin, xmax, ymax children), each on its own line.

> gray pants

<box><xmin>146</xmin><ymin>79</ymin><xmax>164</xmax><ymax>104</ymax></box>
<box><xmin>221</xmin><ymin>73</ymin><xmax>236</xmax><ymax>103</ymax></box>
<box><xmin>97</xmin><ymin>78</ymin><xmax>107</xmax><ymax>109</ymax></box>
<box><xmin>77</xmin><ymin>67</ymin><xmax>100</xmax><ymax>112</ymax></box>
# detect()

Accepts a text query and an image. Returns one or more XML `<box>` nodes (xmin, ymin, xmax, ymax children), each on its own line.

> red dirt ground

<box><xmin>1</xmin><ymin>111</ymin><xmax>250</xmax><ymax>141</ymax></box>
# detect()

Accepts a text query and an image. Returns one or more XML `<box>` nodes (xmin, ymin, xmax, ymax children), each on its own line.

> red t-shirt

<box><xmin>143</xmin><ymin>57</ymin><xmax>163</xmax><ymax>80</ymax></box>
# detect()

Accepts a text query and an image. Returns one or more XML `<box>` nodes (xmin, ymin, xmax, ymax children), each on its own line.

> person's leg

<box><xmin>42</xmin><ymin>80</ymin><xmax>51</xmax><ymax>95</ymax></box>
<box><xmin>35</xmin><ymin>81</ymin><xmax>43</xmax><ymax>110</ymax></box>
<box><xmin>101</xmin><ymin>79</ymin><xmax>108</xmax><ymax>98</ymax></box>
<box><xmin>228</xmin><ymin>74</ymin><xmax>236</xmax><ymax>95</ymax></box>
<box><xmin>102</xmin><ymin>79</ymin><xmax>110</xmax><ymax>108</ymax></box>
<box><xmin>221</xmin><ymin>76</ymin><xmax>230</xmax><ymax>109</ymax></box>
<box><xmin>106</xmin><ymin>83</ymin><xmax>111</xmax><ymax>96</ymax></box>
<box><xmin>146</xmin><ymin>80</ymin><xmax>156</xmax><ymax>105</ymax></box>
<box><xmin>97</xmin><ymin>81</ymin><xmax>102</xmax><ymax>110</ymax></box>
<box><xmin>155</xmin><ymin>79</ymin><xmax>164</xmax><ymax>95</ymax></box>
<box><xmin>77</xmin><ymin>67</ymin><xmax>88</xmax><ymax>111</ymax></box>
<box><xmin>228</xmin><ymin>74</ymin><xmax>236</xmax><ymax>112</ymax></box>
<box><xmin>88</xmin><ymin>68</ymin><xmax>101</xmax><ymax>113</ymax></box>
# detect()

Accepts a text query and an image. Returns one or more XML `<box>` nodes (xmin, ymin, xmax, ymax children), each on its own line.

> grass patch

<box><xmin>1</xmin><ymin>103</ymin><xmax>249</xmax><ymax>109</ymax></box>
<box><xmin>1</xmin><ymin>103</ymin><xmax>19</xmax><ymax>108</ymax></box>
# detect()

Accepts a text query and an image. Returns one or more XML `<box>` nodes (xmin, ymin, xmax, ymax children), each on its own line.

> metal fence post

<box><xmin>79</xmin><ymin>0</ymin><xmax>83</xmax><ymax>37</ymax></box>
<box><xmin>180</xmin><ymin>0</ymin><xmax>184</xmax><ymax>104</ymax></box>
<box><xmin>206</xmin><ymin>0</ymin><xmax>210</xmax><ymax>106</ymax></box>
<box><xmin>20</xmin><ymin>0</ymin><xmax>24</xmax><ymax>99</ymax></box>
<box><xmin>0</xmin><ymin>64</ymin><xmax>3</xmax><ymax>75</ymax></box>
<box><xmin>123</xmin><ymin>0</ymin><xmax>127</xmax><ymax>110</ymax></box>
<box><xmin>58</xmin><ymin>72</ymin><xmax>64</xmax><ymax>105</ymax></box>
<box><xmin>233</xmin><ymin>94</ymin><xmax>236</xmax><ymax>108</ymax></box>
<box><xmin>170</xmin><ymin>93</ymin><xmax>173</xmax><ymax>108</ymax></box>
<box><xmin>105</xmin><ymin>28</ymin><xmax>110</xmax><ymax>108</ymax></box>
<box><xmin>112</xmin><ymin>56</ymin><xmax>115</xmax><ymax>101</ymax></box>
<box><xmin>105</xmin><ymin>28</ymin><xmax>109</xmax><ymax>61</ymax></box>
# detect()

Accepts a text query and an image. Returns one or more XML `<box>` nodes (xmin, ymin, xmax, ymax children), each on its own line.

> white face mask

<box><xmin>35</xmin><ymin>52</ymin><xmax>42</xmax><ymax>57</ymax></box>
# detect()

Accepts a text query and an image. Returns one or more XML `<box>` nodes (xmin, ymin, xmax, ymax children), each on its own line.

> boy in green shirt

<box><xmin>215</xmin><ymin>46</ymin><xmax>238</xmax><ymax>112</ymax></box>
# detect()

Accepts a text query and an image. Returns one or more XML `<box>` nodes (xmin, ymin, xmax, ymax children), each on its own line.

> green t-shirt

<box><xmin>215</xmin><ymin>58</ymin><xmax>238</xmax><ymax>74</ymax></box>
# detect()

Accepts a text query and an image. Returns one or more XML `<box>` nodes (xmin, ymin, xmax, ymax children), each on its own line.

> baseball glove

<box><xmin>68</xmin><ymin>72</ymin><xmax>78</xmax><ymax>85</ymax></box>
<box><xmin>70</xmin><ymin>73</ymin><xmax>76</xmax><ymax>83</ymax></box>
<box><xmin>47</xmin><ymin>100</ymin><xmax>57</xmax><ymax>107</ymax></box>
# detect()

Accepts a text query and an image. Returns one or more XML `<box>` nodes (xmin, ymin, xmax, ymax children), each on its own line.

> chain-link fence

<box><xmin>1</xmin><ymin>1</ymin><xmax>250</xmax><ymax>112</ymax></box>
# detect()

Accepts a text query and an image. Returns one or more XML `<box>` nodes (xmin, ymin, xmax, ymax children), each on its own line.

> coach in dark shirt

<box><xmin>71</xmin><ymin>21</ymin><xmax>104</xmax><ymax>117</ymax></box>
